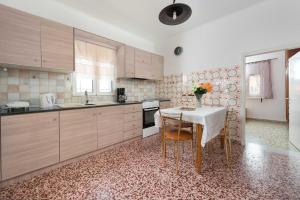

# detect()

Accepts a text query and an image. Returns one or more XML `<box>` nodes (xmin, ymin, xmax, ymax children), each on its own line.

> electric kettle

<box><xmin>40</xmin><ymin>93</ymin><xmax>56</xmax><ymax>108</ymax></box>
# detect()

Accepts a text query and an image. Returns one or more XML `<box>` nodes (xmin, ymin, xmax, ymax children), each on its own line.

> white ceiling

<box><xmin>55</xmin><ymin>0</ymin><xmax>266</xmax><ymax>43</ymax></box>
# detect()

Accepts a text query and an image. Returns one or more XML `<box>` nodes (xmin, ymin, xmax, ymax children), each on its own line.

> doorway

<box><xmin>243</xmin><ymin>49</ymin><xmax>299</xmax><ymax>152</ymax></box>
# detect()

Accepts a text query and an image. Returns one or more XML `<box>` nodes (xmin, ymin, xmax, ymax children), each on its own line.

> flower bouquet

<box><xmin>192</xmin><ymin>82</ymin><xmax>213</xmax><ymax>107</ymax></box>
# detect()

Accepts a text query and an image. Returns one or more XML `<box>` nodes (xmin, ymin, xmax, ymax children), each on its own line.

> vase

<box><xmin>195</xmin><ymin>93</ymin><xmax>203</xmax><ymax>107</ymax></box>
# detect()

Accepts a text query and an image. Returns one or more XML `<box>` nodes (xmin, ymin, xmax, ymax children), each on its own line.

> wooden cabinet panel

<box><xmin>124</xmin><ymin>120</ymin><xmax>142</xmax><ymax>131</ymax></box>
<box><xmin>134</xmin><ymin>48</ymin><xmax>152</xmax><ymax>79</ymax></box>
<box><xmin>124</xmin><ymin>112</ymin><xmax>142</xmax><ymax>122</ymax></box>
<box><xmin>97</xmin><ymin>106</ymin><xmax>124</xmax><ymax>148</ymax></box>
<box><xmin>125</xmin><ymin>45</ymin><xmax>135</xmax><ymax>77</ymax></box>
<box><xmin>0</xmin><ymin>4</ymin><xmax>41</xmax><ymax>68</ymax></box>
<box><xmin>60</xmin><ymin>109</ymin><xmax>97</xmax><ymax>161</ymax></box>
<box><xmin>151</xmin><ymin>54</ymin><xmax>164</xmax><ymax>80</ymax></box>
<box><xmin>124</xmin><ymin>128</ymin><xmax>142</xmax><ymax>140</ymax></box>
<box><xmin>1</xmin><ymin>112</ymin><xmax>59</xmax><ymax>180</ymax></box>
<box><xmin>123</xmin><ymin>104</ymin><xmax>142</xmax><ymax>113</ymax></box>
<box><xmin>117</xmin><ymin>45</ymin><xmax>135</xmax><ymax>78</ymax></box>
<box><xmin>41</xmin><ymin>19</ymin><xmax>74</xmax><ymax>71</ymax></box>
<box><xmin>160</xmin><ymin>101</ymin><xmax>171</xmax><ymax>109</ymax></box>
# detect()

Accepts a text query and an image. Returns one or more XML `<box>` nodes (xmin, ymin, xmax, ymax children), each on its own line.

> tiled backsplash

<box><xmin>0</xmin><ymin>68</ymin><xmax>158</xmax><ymax>106</ymax></box>
<box><xmin>156</xmin><ymin>65</ymin><xmax>241</xmax><ymax>141</ymax></box>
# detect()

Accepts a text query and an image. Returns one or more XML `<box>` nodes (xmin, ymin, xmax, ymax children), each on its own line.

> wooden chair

<box><xmin>159</xmin><ymin>110</ymin><xmax>194</xmax><ymax>175</ymax></box>
<box><xmin>220</xmin><ymin>110</ymin><xmax>232</xmax><ymax>166</ymax></box>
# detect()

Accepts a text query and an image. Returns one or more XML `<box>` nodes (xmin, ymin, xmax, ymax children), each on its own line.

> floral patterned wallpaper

<box><xmin>156</xmin><ymin>65</ymin><xmax>241</xmax><ymax>141</ymax></box>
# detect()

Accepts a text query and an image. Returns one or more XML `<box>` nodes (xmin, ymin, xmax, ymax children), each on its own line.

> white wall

<box><xmin>245</xmin><ymin>51</ymin><xmax>286</xmax><ymax>121</ymax></box>
<box><xmin>161</xmin><ymin>0</ymin><xmax>300</xmax><ymax>75</ymax></box>
<box><xmin>0</xmin><ymin>0</ymin><xmax>157</xmax><ymax>53</ymax></box>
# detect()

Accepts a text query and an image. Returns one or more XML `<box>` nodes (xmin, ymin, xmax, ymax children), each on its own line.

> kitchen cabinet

<box><xmin>97</xmin><ymin>106</ymin><xmax>124</xmax><ymax>148</ymax></box>
<box><xmin>123</xmin><ymin>104</ymin><xmax>142</xmax><ymax>140</ymax></box>
<box><xmin>41</xmin><ymin>19</ymin><xmax>74</xmax><ymax>72</ymax></box>
<box><xmin>1</xmin><ymin>112</ymin><xmax>59</xmax><ymax>180</ymax></box>
<box><xmin>160</xmin><ymin>101</ymin><xmax>171</xmax><ymax>109</ymax></box>
<box><xmin>134</xmin><ymin>48</ymin><xmax>152</xmax><ymax>79</ymax></box>
<box><xmin>117</xmin><ymin>45</ymin><xmax>135</xmax><ymax>78</ymax></box>
<box><xmin>151</xmin><ymin>54</ymin><xmax>164</xmax><ymax>80</ymax></box>
<box><xmin>0</xmin><ymin>4</ymin><xmax>41</xmax><ymax>68</ymax></box>
<box><xmin>60</xmin><ymin>109</ymin><xmax>98</xmax><ymax>161</ymax></box>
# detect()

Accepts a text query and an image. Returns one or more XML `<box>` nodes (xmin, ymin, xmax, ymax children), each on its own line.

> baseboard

<box><xmin>0</xmin><ymin>136</ymin><xmax>141</xmax><ymax>188</ymax></box>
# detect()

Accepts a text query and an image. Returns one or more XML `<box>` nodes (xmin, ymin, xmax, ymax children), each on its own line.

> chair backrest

<box><xmin>159</xmin><ymin>109</ymin><xmax>183</xmax><ymax>137</ymax></box>
<box><xmin>224</xmin><ymin>109</ymin><xmax>234</xmax><ymax>133</ymax></box>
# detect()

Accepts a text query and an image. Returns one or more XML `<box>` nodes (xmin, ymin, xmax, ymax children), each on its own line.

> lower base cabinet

<box><xmin>60</xmin><ymin>109</ymin><xmax>98</xmax><ymax>161</ymax></box>
<box><xmin>1</xmin><ymin>112</ymin><xmax>59</xmax><ymax>180</ymax></box>
<box><xmin>97</xmin><ymin>106</ymin><xmax>124</xmax><ymax>148</ymax></box>
<box><xmin>0</xmin><ymin>104</ymin><xmax>143</xmax><ymax>181</ymax></box>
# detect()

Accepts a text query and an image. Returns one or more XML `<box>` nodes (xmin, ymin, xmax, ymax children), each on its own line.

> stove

<box><xmin>142</xmin><ymin>100</ymin><xmax>160</xmax><ymax>138</ymax></box>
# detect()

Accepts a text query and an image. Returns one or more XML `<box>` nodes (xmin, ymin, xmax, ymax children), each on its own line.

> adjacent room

<box><xmin>245</xmin><ymin>50</ymin><xmax>300</xmax><ymax>152</ymax></box>
<box><xmin>0</xmin><ymin>0</ymin><xmax>300</xmax><ymax>199</ymax></box>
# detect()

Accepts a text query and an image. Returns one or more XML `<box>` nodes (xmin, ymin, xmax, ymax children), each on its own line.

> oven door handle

<box><xmin>143</xmin><ymin>108</ymin><xmax>159</xmax><ymax>111</ymax></box>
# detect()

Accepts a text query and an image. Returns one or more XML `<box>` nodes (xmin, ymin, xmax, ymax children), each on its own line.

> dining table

<box><xmin>154</xmin><ymin>106</ymin><xmax>227</xmax><ymax>174</ymax></box>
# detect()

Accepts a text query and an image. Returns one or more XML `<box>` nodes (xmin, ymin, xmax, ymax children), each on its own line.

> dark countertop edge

<box><xmin>0</xmin><ymin>101</ymin><xmax>142</xmax><ymax>117</ymax></box>
<box><xmin>159</xmin><ymin>99</ymin><xmax>171</xmax><ymax>102</ymax></box>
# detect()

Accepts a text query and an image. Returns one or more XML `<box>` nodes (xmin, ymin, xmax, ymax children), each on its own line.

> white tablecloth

<box><xmin>154</xmin><ymin>106</ymin><xmax>227</xmax><ymax>147</ymax></box>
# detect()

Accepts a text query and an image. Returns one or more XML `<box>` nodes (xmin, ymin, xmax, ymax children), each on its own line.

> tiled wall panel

<box><xmin>156</xmin><ymin>65</ymin><xmax>241</xmax><ymax>141</ymax></box>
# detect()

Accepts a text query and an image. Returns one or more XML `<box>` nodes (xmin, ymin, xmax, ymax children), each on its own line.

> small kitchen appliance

<box><xmin>40</xmin><ymin>93</ymin><xmax>56</xmax><ymax>108</ymax></box>
<box><xmin>117</xmin><ymin>88</ymin><xmax>127</xmax><ymax>103</ymax></box>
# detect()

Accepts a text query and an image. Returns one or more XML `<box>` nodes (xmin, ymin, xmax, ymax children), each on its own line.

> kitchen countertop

<box><xmin>0</xmin><ymin>98</ymin><xmax>171</xmax><ymax>116</ymax></box>
<box><xmin>0</xmin><ymin>101</ymin><xmax>141</xmax><ymax>116</ymax></box>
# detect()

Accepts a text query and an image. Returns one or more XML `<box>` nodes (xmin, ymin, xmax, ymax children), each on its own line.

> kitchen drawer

<box><xmin>97</xmin><ymin>106</ymin><xmax>124</xmax><ymax>116</ymax></box>
<box><xmin>124</xmin><ymin>112</ymin><xmax>142</xmax><ymax>122</ymax></box>
<box><xmin>100</xmin><ymin>132</ymin><xmax>123</xmax><ymax>148</ymax></box>
<box><xmin>123</xmin><ymin>104</ymin><xmax>142</xmax><ymax>113</ymax></box>
<box><xmin>123</xmin><ymin>128</ymin><xmax>142</xmax><ymax>140</ymax></box>
<box><xmin>124</xmin><ymin>120</ymin><xmax>142</xmax><ymax>131</ymax></box>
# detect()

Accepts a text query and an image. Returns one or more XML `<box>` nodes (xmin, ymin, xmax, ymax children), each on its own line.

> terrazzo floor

<box><xmin>246</xmin><ymin>119</ymin><xmax>299</xmax><ymax>152</ymax></box>
<box><xmin>1</xmin><ymin>134</ymin><xmax>300</xmax><ymax>199</ymax></box>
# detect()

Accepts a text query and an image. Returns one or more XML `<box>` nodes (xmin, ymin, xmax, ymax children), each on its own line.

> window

<box><xmin>249</xmin><ymin>74</ymin><xmax>261</xmax><ymax>97</ymax></box>
<box><xmin>73</xmin><ymin>40</ymin><xmax>116</xmax><ymax>96</ymax></box>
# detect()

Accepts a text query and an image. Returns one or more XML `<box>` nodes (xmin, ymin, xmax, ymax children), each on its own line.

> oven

<box><xmin>143</xmin><ymin>107</ymin><xmax>159</xmax><ymax>129</ymax></box>
<box><xmin>142</xmin><ymin>100</ymin><xmax>160</xmax><ymax>138</ymax></box>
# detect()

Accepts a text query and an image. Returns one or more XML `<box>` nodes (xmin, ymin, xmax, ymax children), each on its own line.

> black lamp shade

<box><xmin>159</xmin><ymin>3</ymin><xmax>192</xmax><ymax>25</ymax></box>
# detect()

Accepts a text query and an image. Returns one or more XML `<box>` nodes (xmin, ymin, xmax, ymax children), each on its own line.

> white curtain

<box><xmin>246</xmin><ymin>60</ymin><xmax>273</xmax><ymax>99</ymax></box>
<box><xmin>74</xmin><ymin>40</ymin><xmax>116</xmax><ymax>94</ymax></box>
<box><xmin>75</xmin><ymin>40</ymin><xmax>116</xmax><ymax>78</ymax></box>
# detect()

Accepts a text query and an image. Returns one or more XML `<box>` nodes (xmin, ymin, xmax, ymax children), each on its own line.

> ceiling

<box><xmin>55</xmin><ymin>0</ymin><xmax>266</xmax><ymax>43</ymax></box>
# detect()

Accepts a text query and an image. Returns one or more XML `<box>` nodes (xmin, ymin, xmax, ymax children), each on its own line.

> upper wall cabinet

<box><xmin>41</xmin><ymin>20</ymin><xmax>74</xmax><ymax>72</ymax></box>
<box><xmin>134</xmin><ymin>48</ymin><xmax>152</xmax><ymax>79</ymax></box>
<box><xmin>0</xmin><ymin>4</ymin><xmax>41</xmax><ymax>68</ymax></box>
<box><xmin>117</xmin><ymin>45</ymin><xmax>135</xmax><ymax>78</ymax></box>
<box><xmin>151</xmin><ymin>53</ymin><xmax>164</xmax><ymax>80</ymax></box>
<box><xmin>0</xmin><ymin>5</ymin><xmax>74</xmax><ymax>72</ymax></box>
<box><xmin>117</xmin><ymin>46</ymin><xmax>164</xmax><ymax>80</ymax></box>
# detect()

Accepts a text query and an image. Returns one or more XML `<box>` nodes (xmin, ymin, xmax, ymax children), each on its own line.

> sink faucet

<box><xmin>84</xmin><ymin>90</ymin><xmax>89</xmax><ymax>104</ymax></box>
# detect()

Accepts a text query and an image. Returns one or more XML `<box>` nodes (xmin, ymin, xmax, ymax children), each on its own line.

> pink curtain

<box><xmin>246</xmin><ymin>60</ymin><xmax>273</xmax><ymax>99</ymax></box>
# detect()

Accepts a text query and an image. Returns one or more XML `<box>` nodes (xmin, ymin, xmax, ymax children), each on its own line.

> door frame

<box><xmin>240</xmin><ymin>43</ymin><xmax>300</xmax><ymax>146</ymax></box>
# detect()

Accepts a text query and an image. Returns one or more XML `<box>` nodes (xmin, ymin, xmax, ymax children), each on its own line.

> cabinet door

<box><xmin>117</xmin><ymin>45</ymin><xmax>135</xmax><ymax>78</ymax></box>
<box><xmin>151</xmin><ymin>54</ymin><xmax>164</xmax><ymax>80</ymax></box>
<box><xmin>60</xmin><ymin>109</ymin><xmax>97</xmax><ymax>161</ymax></box>
<box><xmin>125</xmin><ymin>45</ymin><xmax>135</xmax><ymax>77</ymax></box>
<box><xmin>97</xmin><ymin>106</ymin><xmax>124</xmax><ymax>148</ymax></box>
<box><xmin>135</xmin><ymin>48</ymin><xmax>152</xmax><ymax>79</ymax></box>
<box><xmin>41</xmin><ymin>19</ymin><xmax>74</xmax><ymax>72</ymax></box>
<box><xmin>1</xmin><ymin>112</ymin><xmax>59</xmax><ymax>180</ymax></box>
<box><xmin>0</xmin><ymin>4</ymin><xmax>41</xmax><ymax>68</ymax></box>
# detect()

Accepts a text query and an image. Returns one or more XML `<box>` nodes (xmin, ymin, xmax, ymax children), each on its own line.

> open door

<box><xmin>289</xmin><ymin>52</ymin><xmax>300</xmax><ymax>150</ymax></box>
